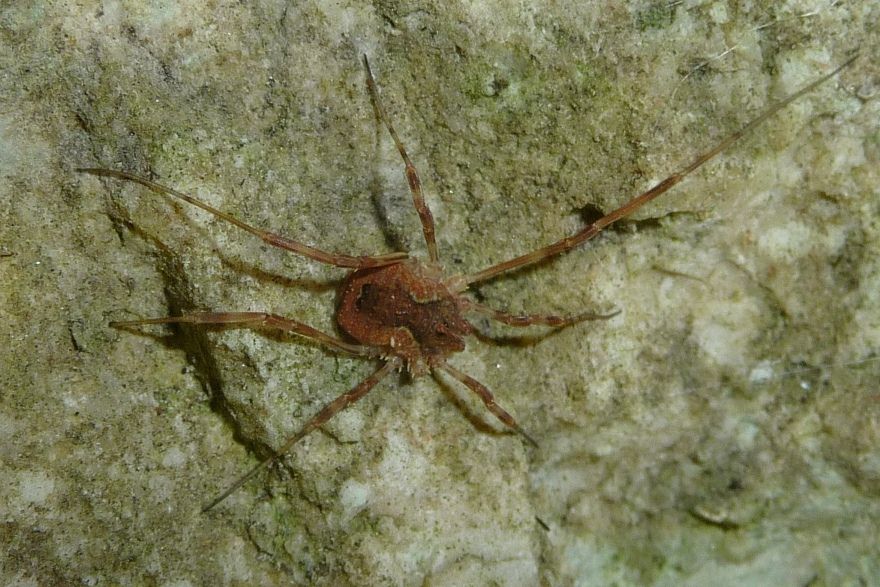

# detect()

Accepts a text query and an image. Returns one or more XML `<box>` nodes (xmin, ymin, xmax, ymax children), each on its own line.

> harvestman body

<box><xmin>79</xmin><ymin>53</ymin><xmax>856</xmax><ymax>511</ymax></box>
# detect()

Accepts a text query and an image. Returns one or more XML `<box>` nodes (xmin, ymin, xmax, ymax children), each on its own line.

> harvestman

<box><xmin>79</xmin><ymin>53</ymin><xmax>857</xmax><ymax>511</ymax></box>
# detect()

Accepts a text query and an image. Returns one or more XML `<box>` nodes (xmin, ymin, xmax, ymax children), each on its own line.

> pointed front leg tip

<box><xmin>201</xmin><ymin>495</ymin><xmax>227</xmax><ymax>514</ymax></box>
<box><xmin>519</xmin><ymin>428</ymin><xmax>540</xmax><ymax>448</ymax></box>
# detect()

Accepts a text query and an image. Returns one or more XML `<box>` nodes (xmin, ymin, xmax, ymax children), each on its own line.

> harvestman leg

<box><xmin>436</xmin><ymin>362</ymin><xmax>539</xmax><ymax>447</ymax></box>
<box><xmin>462</xmin><ymin>54</ymin><xmax>858</xmax><ymax>286</ymax></box>
<box><xmin>77</xmin><ymin>168</ymin><xmax>407</xmax><ymax>269</ymax></box>
<box><xmin>203</xmin><ymin>359</ymin><xmax>399</xmax><ymax>511</ymax></box>
<box><xmin>362</xmin><ymin>55</ymin><xmax>440</xmax><ymax>263</ymax></box>
<box><xmin>462</xmin><ymin>299</ymin><xmax>620</xmax><ymax>328</ymax></box>
<box><xmin>111</xmin><ymin>312</ymin><xmax>377</xmax><ymax>358</ymax></box>
<box><xmin>112</xmin><ymin>310</ymin><xmax>396</xmax><ymax>509</ymax></box>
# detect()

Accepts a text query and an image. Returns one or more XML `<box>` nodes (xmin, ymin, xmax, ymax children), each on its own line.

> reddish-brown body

<box><xmin>78</xmin><ymin>53</ymin><xmax>855</xmax><ymax>511</ymax></box>
<box><xmin>337</xmin><ymin>261</ymin><xmax>470</xmax><ymax>376</ymax></box>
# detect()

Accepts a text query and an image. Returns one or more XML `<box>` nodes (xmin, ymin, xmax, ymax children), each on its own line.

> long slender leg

<box><xmin>436</xmin><ymin>362</ymin><xmax>538</xmax><ymax>447</ymax></box>
<box><xmin>462</xmin><ymin>298</ymin><xmax>619</xmax><ymax>328</ymax></box>
<box><xmin>362</xmin><ymin>55</ymin><xmax>440</xmax><ymax>263</ymax></box>
<box><xmin>463</xmin><ymin>54</ymin><xmax>858</xmax><ymax>286</ymax></box>
<box><xmin>77</xmin><ymin>168</ymin><xmax>407</xmax><ymax>269</ymax></box>
<box><xmin>111</xmin><ymin>312</ymin><xmax>375</xmax><ymax>357</ymax></box>
<box><xmin>203</xmin><ymin>359</ymin><xmax>398</xmax><ymax>512</ymax></box>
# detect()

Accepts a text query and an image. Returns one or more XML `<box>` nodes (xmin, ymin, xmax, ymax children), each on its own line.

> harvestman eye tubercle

<box><xmin>78</xmin><ymin>52</ymin><xmax>858</xmax><ymax>511</ymax></box>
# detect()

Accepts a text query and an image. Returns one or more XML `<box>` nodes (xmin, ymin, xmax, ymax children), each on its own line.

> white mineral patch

<box><xmin>339</xmin><ymin>478</ymin><xmax>371</xmax><ymax>522</ymax></box>
<box><xmin>18</xmin><ymin>470</ymin><xmax>55</xmax><ymax>504</ymax></box>
<box><xmin>161</xmin><ymin>446</ymin><xmax>186</xmax><ymax>468</ymax></box>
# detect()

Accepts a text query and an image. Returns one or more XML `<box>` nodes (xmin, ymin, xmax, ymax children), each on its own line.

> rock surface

<box><xmin>1</xmin><ymin>2</ymin><xmax>877</xmax><ymax>585</ymax></box>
